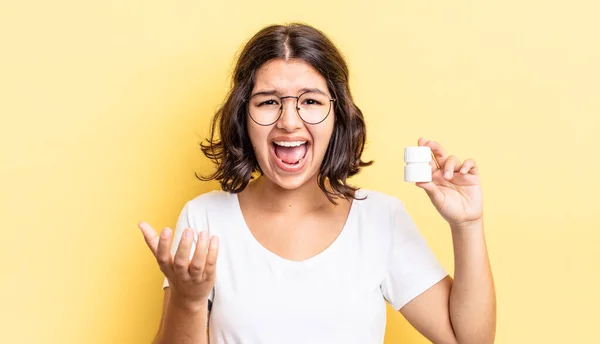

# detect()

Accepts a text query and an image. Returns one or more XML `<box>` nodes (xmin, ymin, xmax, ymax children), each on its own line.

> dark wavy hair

<box><xmin>198</xmin><ymin>23</ymin><xmax>373</xmax><ymax>202</ymax></box>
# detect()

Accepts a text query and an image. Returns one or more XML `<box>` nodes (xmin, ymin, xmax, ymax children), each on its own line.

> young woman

<box><xmin>139</xmin><ymin>23</ymin><xmax>496</xmax><ymax>344</ymax></box>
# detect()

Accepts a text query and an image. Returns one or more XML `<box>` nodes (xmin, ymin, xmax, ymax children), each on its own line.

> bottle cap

<box><xmin>404</xmin><ymin>146</ymin><xmax>432</xmax><ymax>163</ymax></box>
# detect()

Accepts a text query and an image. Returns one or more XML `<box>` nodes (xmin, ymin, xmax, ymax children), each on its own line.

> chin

<box><xmin>269</xmin><ymin>171</ymin><xmax>316</xmax><ymax>190</ymax></box>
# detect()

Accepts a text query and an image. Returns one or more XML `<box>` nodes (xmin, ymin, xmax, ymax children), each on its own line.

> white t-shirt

<box><xmin>162</xmin><ymin>189</ymin><xmax>447</xmax><ymax>344</ymax></box>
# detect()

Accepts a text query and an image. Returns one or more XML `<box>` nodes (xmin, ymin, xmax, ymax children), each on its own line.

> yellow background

<box><xmin>1</xmin><ymin>0</ymin><xmax>599</xmax><ymax>343</ymax></box>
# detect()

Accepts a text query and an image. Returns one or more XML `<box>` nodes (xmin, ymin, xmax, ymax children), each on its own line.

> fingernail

<box><xmin>210</xmin><ymin>236</ymin><xmax>220</xmax><ymax>250</ymax></box>
<box><xmin>161</xmin><ymin>228</ymin><xmax>171</xmax><ymax>238</ymax></box>
<box><xmin>198</xmin><ymin>231</ymin><xmax>206</xmax><ymax>240</ymax></box>
<box><xmin>445</xmin><ymin>172</ymin><xmax>451</xmax><ymax>179</ymax></box>
<box><xmin>184</xmin><ymin>229</ymin><xmax>192</xmax><ymax>238</ymax></box>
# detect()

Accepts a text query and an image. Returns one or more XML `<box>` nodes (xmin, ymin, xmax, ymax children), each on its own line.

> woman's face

<box><xmin>247</xmin><ymin>58</ymin><xmax>335</xmax><ymax>190</ymax></box>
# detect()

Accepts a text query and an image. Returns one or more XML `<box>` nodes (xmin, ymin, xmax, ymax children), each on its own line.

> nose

<box><xmin>276</xmin><ymin>97</ymin><xmax>303</xmax><ymax>131</ymax></box>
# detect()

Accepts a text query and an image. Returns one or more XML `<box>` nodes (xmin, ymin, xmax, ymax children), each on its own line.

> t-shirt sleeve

<box><xmin>380</xmin><ymin>199</ymin><xmax>448</xmax><ymax>310</ymax></box>
<box><xmin>162</xmin><ymin>201</ymin><xmax>214</xmax><ymax>303</ymax></box>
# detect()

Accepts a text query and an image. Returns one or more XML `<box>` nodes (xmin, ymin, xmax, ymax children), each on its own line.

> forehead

<box><xmin>252</xmin><ymin>58</ymin><xmax>328</xmax><ymax>94</ymax></box>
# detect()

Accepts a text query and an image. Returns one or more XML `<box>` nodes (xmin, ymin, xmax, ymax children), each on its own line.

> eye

<box><xmin>303</xmin><ymin>98</ymin><xmax>322</xmax><ymax>105</ymax></box>
<box><xmin>258</xmin><ymin>99</ymin><xmax>280</xmax><ymax>107</ymax></box>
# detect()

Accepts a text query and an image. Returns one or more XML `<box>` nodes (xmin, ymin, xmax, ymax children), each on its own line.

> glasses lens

<box><xmin>248</xmin><ymin>94</ymin><xmax>281</xmax><ymax>125</ymax></box>
<box><xmin>298</xmin><ymin>91</ymin><xmax>331</xmax><ymax>124</ymax></box>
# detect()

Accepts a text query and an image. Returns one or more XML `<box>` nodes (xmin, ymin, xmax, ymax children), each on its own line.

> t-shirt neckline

<box><xmin>231</xmin><ymin>191</ymin><xmax>358</xmax><ymax>268</ymax></box>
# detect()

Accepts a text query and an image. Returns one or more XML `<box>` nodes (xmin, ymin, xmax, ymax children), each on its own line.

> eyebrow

<box><xmin>250</xmin><ymin>87</ymin><xmax>328</xmax><ymax>97</ymax></box>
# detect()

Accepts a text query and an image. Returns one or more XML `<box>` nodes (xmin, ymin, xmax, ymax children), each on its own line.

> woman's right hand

<box><xmin>138</xmin><ymin>222</ymin><xmax>220</xmax><ymax>311</ymax></box>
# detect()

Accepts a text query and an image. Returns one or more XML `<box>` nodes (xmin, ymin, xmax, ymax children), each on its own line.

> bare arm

<box><xmin>137</xmin><ymin>222</ymin><xmax>219</xmax><ymax>344</ymax></box>
<box><xmin>448</xmin><ymin>220</ymin><xmax>496</xmax><ymax>343</ymax></box>
<box><xmin>400</xmin><ymin>220</ymin><xmax>496</xmax><ymax>344</ymax></box>
<box><xmin>402</xmin><ymin>138</ymin><xmax>496</xmax><ymax>343</ymax></box>
<box><xmin>153</xmin><ymin>288</ymin><xmax>210</xmax><ymax>344</ymax></box>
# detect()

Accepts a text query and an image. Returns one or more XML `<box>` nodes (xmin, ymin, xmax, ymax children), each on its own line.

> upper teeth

<box><xmin>274</xmin><ymin>141</ymin><xmax>306</xmax><ymax>147</ymax></box>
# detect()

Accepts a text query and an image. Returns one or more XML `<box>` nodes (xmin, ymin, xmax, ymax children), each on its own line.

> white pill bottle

<box><xmin>404</xmin><ymin>146</ymin><xmax>433</xmax><ymax>182</ymax></box>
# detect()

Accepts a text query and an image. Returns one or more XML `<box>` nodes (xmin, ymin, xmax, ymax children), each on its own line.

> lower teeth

<box><xmin>282</xmin><ymin>157</ymin><xmax>304</xmax><ymax>165</ymax></box>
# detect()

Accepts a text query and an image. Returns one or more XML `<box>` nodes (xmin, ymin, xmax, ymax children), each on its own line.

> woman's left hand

<box><xmin>415</xmin><ymin>138</ymin><xmax>483</xmax><ymax>229</ymax></box>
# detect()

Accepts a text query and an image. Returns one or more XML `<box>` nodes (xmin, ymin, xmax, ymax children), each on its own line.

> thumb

<box><xmin>138</xmin><ymin>222</ymin><xmax>159</xmax><ymax>256</ymax></box>
<box><xmin>415</xmin><ymin>182</ymin><xmax>444</xmax><ymax>205</ymax></box>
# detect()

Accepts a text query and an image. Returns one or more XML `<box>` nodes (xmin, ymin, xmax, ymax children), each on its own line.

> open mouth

<box><xmin>272</xmin><ymin>140</ymin><xmax>308</xmax><ymax>166</ymax></box>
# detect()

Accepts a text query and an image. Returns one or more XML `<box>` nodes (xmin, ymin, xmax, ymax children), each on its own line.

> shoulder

<box><xmin>353</xmin><ymin>188</ymin><xmax>421</xmax><ymax>235</ymax></box>
<box><xmin>348</xmin><ymin>189</ymin><xmax>415</xmax><ymax>261</ymax></box>
<box><xmin>178</xmin><ymin>190</ymin><xmax>237</xmax><ymax>233</ymax></box>
<box><xmin>185</xmin><ymin>189</ymin><xmax>236</xmax><ymax>212</ymax></box>
<box><xmin>180</xmin><ymin>190</ymin><xmax>236</xmax><ymax>222</ymax></box>
<box><xmin>353</xmin><ymin>188</ymin><xmax>406</xmax><ymax>216</ymax></box>
<box><xmin>350</xmin><ymin>189</ymin><xmax>411</xmax><ymax>237</ymax></box>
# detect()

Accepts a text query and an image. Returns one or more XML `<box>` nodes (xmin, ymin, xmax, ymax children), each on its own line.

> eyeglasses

<box><xmin>245</xmin><ymin>90</ymin><xmax>336</xmax><ymax>126</ymax></box>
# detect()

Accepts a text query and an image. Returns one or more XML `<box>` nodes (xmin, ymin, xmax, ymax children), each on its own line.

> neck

<box><xmin>247</xmin><ymin>175</ymin><xmax>336</xmax><ymax>213</ymax></box>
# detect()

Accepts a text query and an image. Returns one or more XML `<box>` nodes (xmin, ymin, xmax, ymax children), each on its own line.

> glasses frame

<box><xmin>245</xmin><ymin>90</ymin><xmax>336</xmax><ymax>126</ymax></box>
